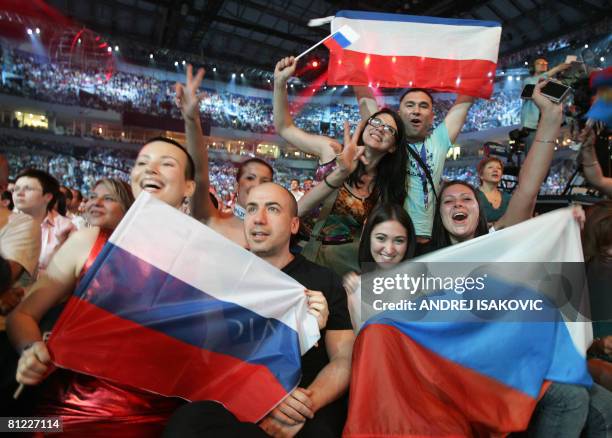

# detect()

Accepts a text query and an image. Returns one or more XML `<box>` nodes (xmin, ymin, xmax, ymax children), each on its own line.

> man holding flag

<box><xmin>163</xmin><ymin>182</ymin><xmax>355</xmax><ymax>438</ymax></box>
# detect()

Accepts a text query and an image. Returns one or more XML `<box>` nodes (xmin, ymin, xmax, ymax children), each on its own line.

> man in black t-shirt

<box><xmin>163</xmin><ymin>183</ymin><xmax>354</xmax><ymax>438</ymax></box>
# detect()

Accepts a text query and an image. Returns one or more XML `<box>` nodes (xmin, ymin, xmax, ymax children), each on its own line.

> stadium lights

<box><xmin>26</xmin><ymin>28</ymin><xmax>32</xmax><ymax>35</ymax></box>
<box><xmin>174</xmin><ymin>61</ymin><xmax>179</xmax><ymax>66</ymax></box>
<box><xmin>213</xmin><ymin>67</ymin><xmax>217</xmax><ymax>72</ymax></box>
<box><xmin>290</xmin><ymin>84</ymin><xmax>294</xmax><ymax>88</ymax></box>
<box><xmin>240</xmin><ymin>73</ymin><xmax>244</xmax><ymax>78</ymax></box>
<box><xmin>312</xmin><ymin>61</ymin><xmax>319</xmax><ymax>67</ymax></box>
<box><xmin>149</xmin><ymin>53</ymin><xmax>154</xmax><ymax>59</ymax></box>
<box><xmin>35</xmin><ymin>28</ymin><xmax>40</xmax><ymax>35</ymax></box>
<box><xmin>231</xmin><ymin>73</ymin><xmax>236</xmax><ymax>78</ymax></box>
<box><xmin>267</xmin><ymin>79</ymin><xmax>271</xmax><ymax>83</ymax></box>
<box><xmin>182</xmin><ymin>60</ymin><xmax>186</xmax><ymax>65</ymax></box>
<box><xmin>114</xmin><ymin>45</ymin><xmax>119</xmax><ymax>52</ymax></box>
<box><xmin>601</xmin><ymin>57</ymin><xmax>605</xmax><ymax>62</ymax></box>
<box><xmin>344</xmin><ymin>85</ymin><xmax>348</xmax><ymax>89</ymax></box>
<box><xmin>107</xmin><ymin>47</ymin><xmax>112</xmax><ymax>53</ymax></box>
<box><xmin>584</xmin><ymin>44</ymin><xmax>589</xmax><ymax>48</ymax></box>
<box><xmin>524</xmin><ymin>61</ymin><xmax>528</xmax><ymax>65</ymax></box>
<box><xmin>508</xmin><ymin>75</ymin><xmax>513</xmax><ymax>81</ymax></box>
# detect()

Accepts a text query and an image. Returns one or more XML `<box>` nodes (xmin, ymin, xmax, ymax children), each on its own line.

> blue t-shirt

<box><xmin>520</xmin><ymin>73</ymin><xmax>548</xmax><ymax>129</ymax></box>
<box><xmin>403</xmin><ymin>122</ymin><xmax>452</xmax><ymax>238</ymax></box>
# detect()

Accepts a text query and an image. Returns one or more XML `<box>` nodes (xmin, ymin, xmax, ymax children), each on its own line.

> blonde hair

<box><xmin>94</xmin><ymin>178</ymin><xmax>134</xmax><ymax>213</ymax></box>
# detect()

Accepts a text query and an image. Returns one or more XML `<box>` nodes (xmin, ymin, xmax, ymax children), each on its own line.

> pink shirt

<box><xmin>39</xmin><ymin>210</ymin><xmax>77</xmax><ymax>274</ymax></box>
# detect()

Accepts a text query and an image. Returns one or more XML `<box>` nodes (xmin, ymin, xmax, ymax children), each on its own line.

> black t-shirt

<box><xmin>281</xmin><ymin>254</ymin><xmax>352</xmax><ymax>387</ymax></box>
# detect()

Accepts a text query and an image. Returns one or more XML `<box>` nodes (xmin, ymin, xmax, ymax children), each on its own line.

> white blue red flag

<box><xmin>327</xmin><ymin>10</ymin><xmax>502</xmax><ymax>98</ymax></box>
<box><xmin>48</xmin><ymin>192</ymin><xmax>320</xmax><ymax>423</ymax></box>
<box><xmin>344</xmin><ymin>208</ymin><xmax>593</xmax><ymax>436</ymax></box>
<box><xmin>322</xmin><ymin>25</ymin><xmax>360</xmax><ymax>51</ymax></box>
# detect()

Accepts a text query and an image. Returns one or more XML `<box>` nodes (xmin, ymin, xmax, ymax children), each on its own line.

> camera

<box><xmin>521</xmin><ymin>80</ymin><xmax>572</xmax><ymax>103</ymax></box>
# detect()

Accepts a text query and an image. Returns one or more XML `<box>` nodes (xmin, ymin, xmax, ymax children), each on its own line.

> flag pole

<box><xmin>295</xmin><ymin>33</ymin><xmax>334</xmax><ymax>61</ymax></box>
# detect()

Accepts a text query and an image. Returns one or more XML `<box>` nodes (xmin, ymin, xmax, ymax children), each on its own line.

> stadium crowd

<box><xmin>1</xmin><ymin>44</ymin><xmax>522</xmax><ymax>137</ymax></box>
<box><xmin>0</xmin><ymin>21</ymin><xmax>610</xmax><ymax>438</ymax></box>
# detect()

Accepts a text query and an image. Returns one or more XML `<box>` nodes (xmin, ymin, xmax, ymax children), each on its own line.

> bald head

<box><xmin>244</xmin><ymin>182</ymin><xmax>300</xmax><ymax>261</ymax></box>
<box><xmin>248</xmin><ymin>182</ymin><xmax>298</xmax><ymax>217</ymax></box>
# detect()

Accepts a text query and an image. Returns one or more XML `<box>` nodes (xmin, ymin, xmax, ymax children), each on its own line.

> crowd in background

<box><xmin>1</xmin><ymin>44</ymin><xmax>522</xmax><ymax>137</ymax></box>
<box><xmin>0</xmin><ymin>131</ymin><xmax>579</xmax><ymax>200</ymax></box>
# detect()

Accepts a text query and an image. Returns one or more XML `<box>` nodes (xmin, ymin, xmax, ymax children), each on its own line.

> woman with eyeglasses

<box><xmin>274</xmin><ymin>57</ymin><xmax>407</xmax><ymax>276</ymax></box>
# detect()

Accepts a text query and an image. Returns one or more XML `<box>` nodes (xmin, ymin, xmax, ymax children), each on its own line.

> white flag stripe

<box><xmin>109</xmin><ymin>193</ymin><xmax>320</xmax><ymax>353</ymax></box>
<box><xmin>335</xmin><ymin>24</ymin><xmax>360</xmax><ymax>45</ymax></box>
<box><xmin>332</xmin><ymin>16</ymin><xmax>501</xmax><ymax>62</ymax></box>
<box><xmin>413</xmin><ymin>207</ymin><xmax>592</xmax><ymax>354</ymax></box>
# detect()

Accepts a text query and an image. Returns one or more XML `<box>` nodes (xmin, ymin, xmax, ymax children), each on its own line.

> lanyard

<box><xmin>409</xmin><ymin>142</ymin><xmax>430</xmax><ymax>209</ymax></box>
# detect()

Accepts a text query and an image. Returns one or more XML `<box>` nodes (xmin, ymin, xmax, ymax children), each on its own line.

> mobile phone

<box><xmin>540</xmin><ymin>80</ymin><xmax>572</xmax><ymax>103</ymax></box>
<box><xmin>521</xmin><ymin>84</ymin><xmax>535</xmax><ymax>99</ymax></box>
<box><xmin>565</xmin><ymin>55</ymin><xmax>577</xmax><ymax>63</ymax></box>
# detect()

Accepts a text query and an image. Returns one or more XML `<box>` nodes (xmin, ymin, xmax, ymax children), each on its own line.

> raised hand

<box><xmin>175</xmin><ymin>64</ymin><xmax>206</xmax><ymax>121</ymax></box>
<box><xmin>274</xmin><ymin>57</ymin><xmax>297</xmax><ymax>84</ymax></box>
<box><xmin>333</xmin><ymin>120</ymin><xmax>367</xmax><ymax>176</ymax></box>
<box><xmin>532</xmin><ymin>79</ymin><xmax>562</xmax><ymax>119</ymax></box>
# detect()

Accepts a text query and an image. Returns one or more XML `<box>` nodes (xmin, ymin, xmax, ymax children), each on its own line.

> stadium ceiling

<box><xmin>46</xmin><ymin>0</ymin><xmax>611</xmax><ymax>74</ymax></box>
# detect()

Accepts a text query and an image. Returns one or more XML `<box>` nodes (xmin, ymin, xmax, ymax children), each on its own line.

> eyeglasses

<box><xmin>367</xmin><ymin>117</ymin><xmax>398</xmax><ymax>138</ymax></box>
<box><xmin>13</xmin><ymin>185</ymin><xmax>42</xmax><ymax>194</ymax></box>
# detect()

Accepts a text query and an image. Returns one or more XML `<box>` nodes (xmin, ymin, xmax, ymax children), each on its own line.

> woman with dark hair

<box><xmin>476</xmin><ymin>156</ymin><xmax>512</xmax><ymax>225</ymax></box>
<box><xmin>357</xmin><ymin>203</ymin><xmax>416</xmax><ymax>270</ymax></box>
<box><xmin>583</xmin><ymin>201</ymin><xmax>612</xmax><ymax>395</ymax></box>
<box><xmin>420</xmin><ymin>82</ymin><xmax>612</xmax><ymax>436</ymax></box>
<box><xmin>343</xmin><ymin>203</ymin><xmax>416</xmax><ymax>331</ymax></box>
<box><xmin>274</xmin><ymin>56</ymin><xmax>408</xmax><ymax>276</ymax></box>
<box><xmin>427</xmin><ymin>81</ymin><xmax>563</xmax><ymax>252</ymax></box>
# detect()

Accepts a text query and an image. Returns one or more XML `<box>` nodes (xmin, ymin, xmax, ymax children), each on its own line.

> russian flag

<box><xmin>327</xmin><ymin>10</ymin><xmax>502</xmax><ymax>98</ymax></box>
<box><xmin>47</xmin><ymin>192</ymin><xmax>320</xmax><ymax>423</ymax></box>
<box><xmin>344</xmin><ymin>209</ymin><xmax>593</xmax><ymax>437</ymax></box>
<box><xmin>322</xmin><ymin>25</ymin><xmax>360</xmax><ymax>52</ymax></box>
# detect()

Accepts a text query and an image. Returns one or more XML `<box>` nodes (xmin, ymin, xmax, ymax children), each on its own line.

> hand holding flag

<box><xmin>274</xmin><ymin>56</ymin><xmax>297</xmax><ymax>84</ymax></box>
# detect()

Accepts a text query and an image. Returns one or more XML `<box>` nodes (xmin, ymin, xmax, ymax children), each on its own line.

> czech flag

<box><xmin>327</xmin><ymin>10</ymin><xmax>502</xmax><ymax>98</ymax></box>
<box><xmin>344</xmin><ymin>208</ymin><xmax>593</xmax><ymax>437</ymax></box>
<box><xmin>48</xmin><ymin>192</ymin><xmax>320</xmax><ymax>423</ymax></box>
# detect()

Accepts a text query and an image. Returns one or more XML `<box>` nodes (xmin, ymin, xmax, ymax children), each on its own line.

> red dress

<box><xmin>34</xmin><ymin>229</ymin><xmax>183</xmax><ymax>437</ymax></box>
